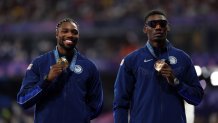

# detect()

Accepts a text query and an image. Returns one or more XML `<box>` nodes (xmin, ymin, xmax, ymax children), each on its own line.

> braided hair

<box><xmin>56</xmin><ymin>18</ymin><xmax>79</xmax><ymax>31</ymax></box>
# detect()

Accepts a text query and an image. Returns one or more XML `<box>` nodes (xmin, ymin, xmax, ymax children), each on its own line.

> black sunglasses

<box><xmin>146</xmin><ymin>20</ymin><xmax>168</xmax><ymax>28</ymax></box>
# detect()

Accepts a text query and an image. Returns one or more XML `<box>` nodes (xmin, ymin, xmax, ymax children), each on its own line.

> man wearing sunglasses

<box><xmin>113</xmin><ymin>10</ymin><xmax>204</xmax><ymax>123</ymax></box>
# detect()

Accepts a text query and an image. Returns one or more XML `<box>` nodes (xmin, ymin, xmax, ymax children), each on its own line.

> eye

<box><xmin>61</xmin><ymin>29</ymin><xmax>68</xmax><ymax>33</ymax></box>
<box><xmin>72</xmin><ymin>29</ymin><xmax>78</xmax><ymax>35</ymax></box>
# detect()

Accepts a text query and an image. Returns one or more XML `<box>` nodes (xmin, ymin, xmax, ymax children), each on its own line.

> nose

<box><xmin>66</xmin><ymin>31</ymin><xmax>75</xmax><ymax>38</ymax></box>
<box><xmin>68</xmin><ymin>32</ymin><xmax>74</xmax><ymax>37</ymax></box>
<box><xmin>154</xmin><ymin>24</ymin><xmax>161</xmax><ymax>29</ymax></box>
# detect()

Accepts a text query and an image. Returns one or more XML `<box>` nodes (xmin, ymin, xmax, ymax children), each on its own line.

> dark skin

<box><xmin>47</xmin><ymin>21</ymin><xmax>79</xmax><ymax>81</ymax></box>
<box><xmin>143</xmin><ymin>14</ymin><xmax>176</xmax><ymax>85</ymax></box>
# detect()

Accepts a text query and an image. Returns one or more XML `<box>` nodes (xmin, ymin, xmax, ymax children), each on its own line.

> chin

<box><xmin>154</xmin><ymin>38</ymin><xmax>165</xmax><ymax>42</ymax></box>
<box><xmin>67</xmin><ymin>47</ymin><xmax>75</xmax><ymax>50</ymax></box>
<box><xmin>64</xmin><ymin>45</ymin><xmax>75</xmax><ymax>51</ymax></box>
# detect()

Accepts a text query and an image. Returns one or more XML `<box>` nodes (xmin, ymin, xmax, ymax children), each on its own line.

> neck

<box><xmin>149</xmin><ymin>40</ymin><xmax>166</xmax><ymax>49</ymax></box>
<box><xmin>57</xmin><ymin>45</ymin><xmax>73</xmax><ymax>56</ymax></box>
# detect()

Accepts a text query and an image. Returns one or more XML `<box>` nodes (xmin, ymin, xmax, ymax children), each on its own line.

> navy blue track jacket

<box><xmin>17</xmin><ymin>50</ymin><xmax>103</xmax><ymax>123</ymax></box>
<box><xmin>113</xmin><ymin>42</ymin><xmax>204</xmax><ymax>123</ymax></box>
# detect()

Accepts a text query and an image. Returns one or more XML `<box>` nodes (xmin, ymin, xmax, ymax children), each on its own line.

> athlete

<box><xmin>17</xmin><ymin>18</ymin><xmax>103</xmax><ymax>123</ymax></box>
<box><xmin>113</xmin><ymin>10</ymin><xmax>204</xmax><ymax>123</ymax></box>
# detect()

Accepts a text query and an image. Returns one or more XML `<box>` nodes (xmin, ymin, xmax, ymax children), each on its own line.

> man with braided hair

<box><xmin>17</xmin><ymin>18</ymin><xmax>103</xmax><ymax>123</ymax></box>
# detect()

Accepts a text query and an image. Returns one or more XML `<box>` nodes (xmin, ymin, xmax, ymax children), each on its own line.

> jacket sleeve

<box><xmin>17</xmin><ymin>58</ymin><xmax>50</xmax><ymax>109</ymax></box>
<box><xmin>175</xmin><ymin>57</ymin><xmax>204</xmax><ymax>106</ymax></box>
<box><xmin>86</xmin><ymin>63</ymin><xmax>103</xmax><ymax>120</ymax></box>
<box><xmin>113</xmin><ymin>59</ymin><xmax>135</xmax><ymax>123</ymax></box>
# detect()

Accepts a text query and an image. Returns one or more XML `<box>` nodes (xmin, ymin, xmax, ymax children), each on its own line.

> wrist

<box><xmin>39</xmin><ymin>74</ymin><xmax>51</xmax><ymax>89</ymax></box>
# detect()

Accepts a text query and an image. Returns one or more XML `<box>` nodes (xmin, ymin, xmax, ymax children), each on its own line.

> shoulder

<box><xmin>33</xmin><ymin>51</ymin><xmax>53</xmax><ymax>63</ymax></box>
<box><xmin>121</xmin><ymin>47</ymin><xmax>145</xmax><ymax>66</ymax></box>
<box><xmin>124</xmin><ymin>48</ymin><xmax>145</xmax><ymax>61</ymax></box>
<box><xmin>26</xmin><ymin>51</ymin><xmax>53</xmax><ymax>72</ymax></box>
<box><xmin>170</xmin><ymin>46</ymin><xmax>192</xmax><ymax>63</ymax></box>
<box><xmin>30</xmin><ymin>51</ymin><xmax>53</xmax><ymax>68</ymax></box>
<box><xmin>125</xmin><ymin>47</ymin><xmax>144</xmax><ymax>60</ymax></box>
<box><xmin>172</xmin><ymin>47</ymin><xmax>190</xmax><ymax>57</ymax></box>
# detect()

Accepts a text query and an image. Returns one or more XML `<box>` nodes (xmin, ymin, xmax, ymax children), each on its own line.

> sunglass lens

<box><xmin>159</xmin><ymin>20</ymin><xmax>167</xmax><ymax>27</ymax></box>
<box><xmin>147</xmin><ymin>20</ymin><xmax>167</xmax><ymax>28</ymax></box>
<box><xmin>147</xmin><ymin>21</ymin><xmax>156</xmax><ymax>28</ymax></box>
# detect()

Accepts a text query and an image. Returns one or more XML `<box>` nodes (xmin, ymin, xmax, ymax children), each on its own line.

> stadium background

<box><xmin>0</xmin><ymin>0</ymin><xmax>218</xmax><ymax>123</ymax></box>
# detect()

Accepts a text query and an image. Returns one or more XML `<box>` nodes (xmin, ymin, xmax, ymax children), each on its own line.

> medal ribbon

<box><xmin>53</xmin><ymin>46</ymin><xmax>77</xmax><ymax>71</ymax></box>
<box><xmin>146</xmin><ymin>41</ymin><xmax>158</xmax><ymax>58</ymax></box>
<box><xmin>146</xmin><ymin>40</ymin><xmax>170</xmax><ymax>60</ymax></box>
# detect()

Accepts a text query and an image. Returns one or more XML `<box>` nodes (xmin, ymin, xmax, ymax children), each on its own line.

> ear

<box><xmin>143</xmin><ymin>25</ymin><xmax>147</xmax><ymax>34</ymax></box>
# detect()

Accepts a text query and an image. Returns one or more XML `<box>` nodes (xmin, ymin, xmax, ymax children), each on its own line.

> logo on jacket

<box><xmin>74</xmin><ymin>65</ymin><xmax>83</xmax><ymax>74</ymax></box>
<box><xmin>144</xmin><ymin>58</ymin><xmax>153</xmax><ymax>63</ymax></box>
<box><xmin>168</xmin><ymin>56</ymin><xmax>177</xmax><ymax>65</ymax></box>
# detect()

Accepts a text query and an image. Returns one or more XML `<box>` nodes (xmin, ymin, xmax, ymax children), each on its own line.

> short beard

<box><xmin>155</xmin><ymin>38</ymin><xmax>167</xmax><ymax>47</ymax></box>
<box><xmin>155</xmin><ymin>38</ymin><xmax>165</xmax><ymax>42</ymax></box>
<box><xmin>59</xmin><ymin>40</ymin><xmax>75</xmax><ymax>51</ymax></box>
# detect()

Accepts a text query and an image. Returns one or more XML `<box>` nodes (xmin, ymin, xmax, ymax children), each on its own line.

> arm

<box><xmin>86</xmin><ymin>64</ymin><xmax>103</xmax><ymax>120</ymax></box>
<box><xmin>175</xmin><ymin>61</ymin><xmax>204</xmax><ymax>105</ymax></box>
<box><xmin>17</xmin><ymin>59</ymin><xmax>49</xmax><ymax>109</ymax></box>
<box><xmin>113</xmin><ymin>59</ymin><xmax>135</xmax><ymax>123</ymax></box>
<box><xmin>17</xmin><ymin>58</ymin><xmax>63</xmax><ymax>109</ymax></box>
<box><xmin>160</xmin><ymin>58</ymin><xmax>204</xmax><ymax>106</ymax></box>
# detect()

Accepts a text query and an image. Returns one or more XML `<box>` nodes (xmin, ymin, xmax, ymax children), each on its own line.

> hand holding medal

<box><xmin>154</xmin><ymin>60</ymin><xmax>171</xmax><ymax>83</ymax></box>
<box><xmin>57</xmin><ymin>57</ymin><xmax>69</xmax><ymax>70</ymax></box>
<box><xmin>47</xmin><ymin>57</ymin><xmax>69</xmax><ymax>82</ymax></box>
<box><xmin>154</xmin><ymin>60</ymin><xmax>165</xmax><ymax>72</ymax></box>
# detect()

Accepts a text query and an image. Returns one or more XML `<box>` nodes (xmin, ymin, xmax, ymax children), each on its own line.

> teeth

<box><xmin>65</xmin><ymin>40</ymin><xmax>72</xmax><ymax>43</ymax></box>
<box><xmin>64</xmin><ymin>40</ymin><xmax>73</xmax><ymax>45</ymax></box>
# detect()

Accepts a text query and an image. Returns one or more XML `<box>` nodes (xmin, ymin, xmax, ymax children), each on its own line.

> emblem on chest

<box><xmin>74</xmin><ymin>65</ymin><xmax>83</xmax><ymax>74</ymax></box>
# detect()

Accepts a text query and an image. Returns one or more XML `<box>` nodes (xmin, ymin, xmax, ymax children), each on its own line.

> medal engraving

<box><xmin>57</xmin><ymin>57</ymin><xmax>69</xmax><ymax>69</ymax></box>
<box><xmin>154</xmin><ymin>60</ymin><xmax>165</xmax><ymax>72</ymax></box>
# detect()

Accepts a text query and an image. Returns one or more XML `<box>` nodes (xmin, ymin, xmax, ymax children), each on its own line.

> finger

<box><xmin>161</xmin><ymin>63</ymin><xmax>168</xmax><ymax>68</ymax></box>
<box><xmin>52</xmin><ymin>65</ymin><xmax>64</xmax><ymax>71</ymax></box>
<box><xmin>160</xmin><ymin>69</ymin><xmax>171</xmax><ymax>74</ymax></box>
<box><xmin>52</xmin><ymin>63</ymin><xmax>63</xmax><ymax>68</ymax></box>
<box><xmin>54</xmin><ymin>68</ymin><xmax>63</xmax><ymax>72</ymax></box>
<box><xmin>58</xmin><ymin>68</ymin><xmax>64</xmax><ymax>71</ymax></box>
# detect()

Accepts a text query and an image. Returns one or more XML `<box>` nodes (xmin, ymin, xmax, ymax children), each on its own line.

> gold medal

<box><xmin>154</xmin><ymin>60</ymin><xmax>165</xmax><ymax>72</ymax></box>
<box><xmin>57</xmin><ymin>57</ymin><xmax>69</xmax><ymax>69</ymax></box>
